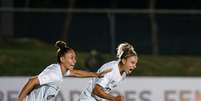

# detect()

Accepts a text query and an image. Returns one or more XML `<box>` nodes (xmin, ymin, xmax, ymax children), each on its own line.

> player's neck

<box><xmin>59</xmin><ymin>63</ymin><xmax>67</xmax><ymax>76</ymax></box>
<box><xmin>118</xmin><ymin>63</ymin><xmax>124</xmax><ymax>75</ymax></box>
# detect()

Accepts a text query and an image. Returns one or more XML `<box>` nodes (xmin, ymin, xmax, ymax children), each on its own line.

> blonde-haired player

<box><xmin>17</xmin><ymin>41</ymin><xmax>111</xmax><ymax>101</ymax></box>
<box><xmin>79</xmin><ymin>42</ymin><xmax>138</xmax><ymax>101</ymax></box>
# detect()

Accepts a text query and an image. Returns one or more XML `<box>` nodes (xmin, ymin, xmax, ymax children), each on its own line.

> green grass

<box><xmin>1</xmin><ymin>39</ymin><xmax>201</xmax><ymax>76</ymax></box>
<box><xmin>0</xmin><ymin>49</ymin><xmax>55</xmax><ymax>76</ymax></box>
<box><xmin>132</xmin><ymin>55</ymin><xmax>201</xmax><ymax>76</ymax></box>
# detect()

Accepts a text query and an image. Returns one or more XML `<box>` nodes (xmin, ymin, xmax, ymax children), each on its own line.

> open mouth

<box><xmin>126</xmin><ymin>69</ymin><xmax>133</xmax><ymax>74</ymax></box>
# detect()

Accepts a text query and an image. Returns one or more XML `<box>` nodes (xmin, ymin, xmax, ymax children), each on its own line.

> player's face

<box><xmin>122</xmin><ymin>56</ymin><xmax>138</xmax><ymax>74</ymax></box>
<box><xmin>62</xmin><ymin>50</ymin><xmax>77</xmax><ymax>70</ymax></box>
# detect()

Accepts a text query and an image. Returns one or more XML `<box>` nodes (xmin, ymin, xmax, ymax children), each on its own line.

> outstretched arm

<box><xmin>68</xmin><ymin>68</ymin><xmax>112</xmax><ymax>78</ymax></box>
<box><xmin>92</xmin><ymin>84</ymin><xmax>124</xmax><ymax>101</ymax></box>
<box><xmin>17</xmin><ymin>76</ymin><xmax>39</xmax><ymax>101</ymax></box>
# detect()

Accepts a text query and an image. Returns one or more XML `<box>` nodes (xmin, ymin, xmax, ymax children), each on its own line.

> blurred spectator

<box><xmin>85</xmin><ymin>50</ymin><xmax>104</xmax><ymax>72</ymax></box>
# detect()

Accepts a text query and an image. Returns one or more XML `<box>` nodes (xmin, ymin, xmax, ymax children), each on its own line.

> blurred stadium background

<box><xmin>0</xmin><ymin>0</ymin><xmax>201</xmax><ymax>101</ymax></box>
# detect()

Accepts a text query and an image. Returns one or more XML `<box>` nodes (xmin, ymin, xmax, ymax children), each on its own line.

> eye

<box><xmin>131</xmin><ymin>61</ymin><xmax>135</xmax><ymax>64</ymax></box>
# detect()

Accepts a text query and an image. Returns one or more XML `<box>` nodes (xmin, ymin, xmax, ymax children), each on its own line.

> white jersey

<box><xmin>24</xmin><ymin>64</ymin><xmax>70</xmax><ymax>101</ymax></box>
<box><xmin>79</xmin><ymin>60</ymin><xmax>126</xmax><ymax>101</ymax></box>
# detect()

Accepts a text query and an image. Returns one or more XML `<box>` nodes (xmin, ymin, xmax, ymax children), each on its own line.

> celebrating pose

<box><xmin>17</xmin><ymin>41</ymin><xmax>111</xmax><ymax>101</ymax></box>
<box><xmin>79</xmin><ymin>42</ymin><xmax>138</xmax><ymax>101</ymax></box>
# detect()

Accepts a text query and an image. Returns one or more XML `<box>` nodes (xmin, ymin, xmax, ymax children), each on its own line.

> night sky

<box><xmin>8</xmin><ymin>0</ymin><xmax>201</xmax><ymax>54</ymax></box>
<box><xmin>13</xmin><ymin>0</ymin><xmax>201</xmax><ymax>9</ymax></box>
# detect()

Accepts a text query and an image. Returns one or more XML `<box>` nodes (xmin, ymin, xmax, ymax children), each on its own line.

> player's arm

<box><xmin>17</xmin><ymin>76</ymin><xmax>39</xmax><ymax>101</ymax></box>
<box><xmin>68</xmin><ymin>68</ymin><xmax>112</xmax><ymax>78</ymax></box>
<box><xmin>92</xmin><ymin>84</ymin><xmax>124</xmax><ymax>101</ymax></box>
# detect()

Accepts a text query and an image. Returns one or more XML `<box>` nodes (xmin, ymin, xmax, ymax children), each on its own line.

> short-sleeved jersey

<box><xmin>79</xmin><ymin>60</ymin><xmax>126</xmax><ymax>101</ymax></box>
<box><xmin>24</xmin><ymin>64</ymin><xmax>70</xmax><ymax>101</ymax></box>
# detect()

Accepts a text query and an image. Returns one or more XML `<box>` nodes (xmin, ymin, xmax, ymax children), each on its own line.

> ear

<box><xmin>122</xmin><ymin>58</ymin><xmax>126</xmax><ymax>64</ymax></box>
<box><xmin>60</xmin><ymin>57</ymin><xmax>65</xmax><ymax>63</ymax></box>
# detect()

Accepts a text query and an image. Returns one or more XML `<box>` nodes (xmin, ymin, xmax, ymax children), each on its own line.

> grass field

<box><xmin>1</xmin><ymin>39</ymin><xmax>201</xmax><ymax>76</ymax></box>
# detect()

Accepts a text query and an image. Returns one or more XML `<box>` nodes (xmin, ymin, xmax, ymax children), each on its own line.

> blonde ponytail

<box><xmin>116</xmin><ymin>42</ymin><xmax>136</xmax><ymax>59</ymax></box>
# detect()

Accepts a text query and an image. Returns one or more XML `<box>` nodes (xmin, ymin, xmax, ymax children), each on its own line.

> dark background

<box><xmin>1</xmin><ymin>0</ymin><xmax>201</xmax><ymax>54</ymax></box>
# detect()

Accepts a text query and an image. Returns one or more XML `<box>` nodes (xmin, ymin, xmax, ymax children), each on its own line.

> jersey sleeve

<box><xmin>96</xmin><ymin>77</ymin><xmax>110</xmax><ymax>88</ymax></box>
<box><xmin>38</xmin><ymin>71</ymin><xmax>58</xmax><ymax>85</ymax></box>
<box><xmin>95</xmin><ymin>66</ymin><xmax>113</xmax><ymax>88</ymax></box>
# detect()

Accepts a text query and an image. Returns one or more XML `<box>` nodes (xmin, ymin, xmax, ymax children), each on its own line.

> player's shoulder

<box><xmin>41</xmin><ymin>63</ymin><xmax>60</xmax><ymax>75</ymax></box>
<box><xmin>47</xmin><ymin>63</ymin><xmax>59</xmax><ymax>68</ymax></box>
<box><xmin>103</xmin><ymin>60</ymin><xmax>119</xmax><ymax>66</ymax></box>
<box><xmin>46</xmin><ymin>64</ymin><xmax>60</xmax><ymax>70</ymax></box>
<box><xmin>40</xmin><ymin>64</ymin><xmax>62</xmax><ymax>80</ymax></box>
<box><xmin>98</xmin><ymin>60</ymin><xmax>119</xmax><ymax>72</ymax></box>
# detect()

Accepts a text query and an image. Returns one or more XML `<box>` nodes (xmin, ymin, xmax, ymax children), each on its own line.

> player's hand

<box><xmin>115</xmin><ymin>95</ymin><xmax>125</xmax><ymax>101</ymax></box>
<box><xmin>97</xmin><ymin>68</ymin><xmax>112</xmax><ymax>78</ymax></box>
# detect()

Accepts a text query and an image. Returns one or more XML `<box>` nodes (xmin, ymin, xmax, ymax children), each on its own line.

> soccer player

<box><xmin>79</xmin><ymin>42</ymin><xmax>138</xmax><ymax>101</ymax></box>
<box><xmin>17</xmin><ymin>41</ymin><xmax>111</xmax><ymax>101</ymax></box>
